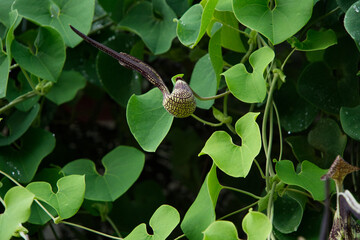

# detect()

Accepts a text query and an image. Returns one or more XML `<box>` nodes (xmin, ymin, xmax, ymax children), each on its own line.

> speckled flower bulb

<box><xmin>70</xmin><ymin>25</ymin><xmax>196</xmax><ymax>118</ymax></box>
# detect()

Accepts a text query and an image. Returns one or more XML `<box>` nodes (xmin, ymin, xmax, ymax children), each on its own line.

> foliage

<box><xmin>0</xmin><ymin>0</ymin><xmax>360</xmax><ymax>239</ymax></box>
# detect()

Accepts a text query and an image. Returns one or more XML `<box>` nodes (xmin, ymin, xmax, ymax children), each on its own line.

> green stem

<box><xmin>89</xmin><ymin>21</ymin><xmax>114</xmax><ymax>35</ymax></box>
<box><xmin>173</xmin><ymin>234</ymin><xmax>186</xmax><ymax>240</ymax></box>
<box><xmin>93</xmin><ymin>13</ymin><xmax>108</xmax><ymax>23</ymax></box>
<box><xmin>60</xmin><ymin>221</ymin><xmax>123</xmax><ymax>240</ymax></box>
<box><xmin>240</xmin><ymin>40</ymin><xmax>255</xmax><ymax>64</ymax></box>
<box><xmin>35</xmin><ymin>199</ymin><xmax>57</xmax><ymax>222</ymax></box>
<box><xmin>222</xmin><ymin>92</ymin><xmax>236</xmax><ymax>134</ymax></box>
<box><xmin>266</xmin><ymin>182</ymin><xmax>276</xmax><ymax>240</ymax></box>
<box><xmin>266</xmin><ymin>107</ymin><xmax>275</xmax><ymax>175</ymax></box>
<box><xmin>191</xmin><ymin>114</ymin><xmax>223</xmax><ymax>127</ymax></box>
<box><xmin>0</xmin><ymin>196</ymin><xmax>5</xmax><ymax>206</ymax></box>
<box><xmin>254</xmin><ymin>159</ymin><xmax>265</xmax><ymax>179</ymax></box>
<box><xmin>20</xmin><ymin>67</ymin><xmax>36</xmax><ymax>90</ymax></box>
<box><xmin>285</xmin><ymin>187</ymin><xmax>312</xmax><ymax>198</ymax></box>
<box><xmin>272</xmin><ymin>102</ymin><xmax>283</xmax><ymax>161</ymax></box>
<box><xmin>106</xmin><ymin>216</ymin><xmax>122</xmax><ymax>238</ymax></box>
<box><xmin>10</xmin><ymin>63</ymin><xmax>19</xmax><ymax>70</ymax></box>
<box><xmin>263</xmin><ymin>74</ymin><xmax>279</xmax><ymax>191</ymax></box>
<box><xmin>0</xmin><ymin>90</ymin><xmax>38</xmax><ymax>114</ymax></box>
<box><xmin>222</xmin><ymin>185</ymin><xmax>262</xmax><ymax>200</ymax></box>
<box><xmin>212</xmin><ymin>17</ymin><xmax>250</xmax><ymax>37</ymax></box>
<box><xmin>281</xmin><ymin>48</ymin><xmax>296</xmax><ymax>71</ymax></box>
<box><xmin>191</xmin><ymin>89</ymin><xmax>231</xmax><ymax>101</ymax></box>
<box><xmin>0</xmin><ymin>170</ymin><xmax>22</xmax><ymax>187</ymax></box>
<box><xmin>218</xmin><ymin>201</ymin><xmax>258</xmax><ymax>220</ymax></box>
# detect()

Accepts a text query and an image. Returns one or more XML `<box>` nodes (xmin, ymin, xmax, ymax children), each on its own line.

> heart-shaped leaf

<box><xmin>124</xmin><ymin>205</ymin><xmax>180</xmax><ymax>240</ymax></box>
<box><xmin>119</xmin><ymin>0</ymin><xmax>177</xmax><ymax>55</ymax></box>
<box><xmin>0</xmin><ymin>186</ymin><xmax>34</xmax><ymax>240</ymax></box>
<box><xmin>45</xmin><ymin>70</ymin><xmax>86</xmax><ymax>105</ymax></box>
<box><xmin>181</xmin><ymin>165</ymin><xmax>222</xmax><ymax>240</ymax></box>
<box><xmin>26</xmin><ymin>175</ymin><xmax>85</xmax><ymax>220</ymax></box>
<box><xmin>127</xmin><ymin>88</ymin><xmax>174</xmax><ymax>152</ymax></box>
<box><xmin>0</xmin><ymin>0</ymin><xmax>14</xmax><ymax>27</ymax></box>
<box><xmin>0</xmin><ymin>104</ymin><xmax>40</xmax><ymax>146</ymax></box>
<box><xmin>0</xmin><ymin>128</ymin><xmax>55</xmax><ymax>183</ymax></box>
<box><xmin>176</xmin><ymin>0</ymin><xmax>219</xmax><ymax>48</ymax></box>
<box><xmin>275</xmin><ymin>160</ymin><xmax>334</xmax><ymax>201</ymax></box>
<box><xmin>289</xmin><ymin>29</ymin><xmax>337</xmax><ymax>51</ymax></box>
<box><xmin>62</xmin><ymin>146</ymin><xmax>145</xmax><ymax>201</ymax></box>
<box><xmin>199</xmin><ymin>112</ymin><xmax>261</xmax><ymax>177</ymax></box>
<box><xmin>242</xmin><ymin>210</ymin><xmax>272</xmax><ymax>240</ymax></box>
<box><xmin>190</xmin><ymin>54</ymin><xmax>217</xmax><ymax>109</ymax></box>
<box><xmin>344</xmin><ymin>1</ymin><xmax>360</xmax><ymax>48</ymax></box>
<box><xmin>13</xmin><ymin>0</ymin><xmax>95</xmax><ymax>47</ymax></box>
<box><xmin>203</xmin><ymin>221</ymin><xmax>240</xmax><ymax>240</ymax></box>
<box><xmin>340</xmin><ymin>104</ymin><xmax>360</xmax><ymax>141</ymax></box>
<box><xmin>11</xmin><ymin>26</ymin><xmax>66</xmax><ymax>82</ymax></box>
<box><xmin>233</xmin><ymin>0</ymin><xmax>313</xmax><ymax>44</ymax></box>
<box><xmin>96</xmin><ymin>34</ymin><xmax>142</xmax><ymax>107</ymax></box>
<box><xmin>222</xmin><ymin>47</ymin><xmax>274</xmax><ymax>103</ymax></box>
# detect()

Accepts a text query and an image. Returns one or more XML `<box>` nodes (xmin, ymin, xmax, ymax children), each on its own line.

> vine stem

<box><xmin>106</xmin><ymin>215</ymin><xmax>122</xmax><ymax>238</ymax></box>
<box><xmin>60</xmin><ymin>221</ymin><xmax>123</xmax><ymax>240</ymax></box>
<box><xmin>191</xmin><ymin>89</ymin><xmax>231</xmax><ymax>101</ymax></box>
<box><xmin>263</xmin><ymin>74</ymin><xmax>279</xmax><ymax>191</ymax></box>
<box><xmin>0</xmin><ymin>90</ymin><xmax>38</xmax><ymax>114</ymax></box>
<box><xmin>272</xmin><ymin>102</ymin><xmax>283</xmax><ymax>161</ymax></box>
<box><xmin>173</xmin><ymin>234</ymin><xmax>186</xmax><ymax>240</ymax></box>
<box><xmin>254</xmin><ymin>159</ymin><xmax>265</xmax><ymax>179</ymax></box>
<box><xmin>191</xmin><ymin>114</ymin><xmax>223</xmax><ymax>127</ymax></box>
<box><xmin>212</xmin><ymin>17</ymin><xmax>250</xmax><ymax>38</ymax></box>
<box><xmin>266</xmin><ymin>182</ymin><xmax>276</xmax><ymax>240</ymax></box>
<box><xmin>222</xmin><ymin>185</ymin><xmax>262</xmax><ymax>200</ymax></box>
<box><xmin>281</xmin><ymin>48</ymin><xmax>296</xmax><ymax>71</ymax></box>
<box><xmin>218</xmin><ymin>201</ymin><xmax>259</xmax><ymax>220</ymax></box>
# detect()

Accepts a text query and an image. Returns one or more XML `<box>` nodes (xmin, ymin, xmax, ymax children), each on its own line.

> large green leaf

<box><xmin>26</xmin><ymin>175</ymin><xmax>85</xmax><ymax>220</ymax></box>
<box><xmin>45</xmin><ymin>70</ymin><xmax>86</xmax><ymax>105</ymax></box>
<box><xmin>181</xmin><ymin>165</ymin><xmax>222</xmax><ymax>240</ymax></box>
<box><xmin>62</xmin><ymin>146</ymin><xmax>145</xmax><ymax>201</ymax></box>
<box><xmin>199</xmin><ymin>112</ymin><xmax>261</xmax><ymax>177</ymax></box>
<box><xmin>0</xmin><ymin>104</ymin><xmax>40</xmax><ymax>146</ymax></box>
<box><xmin>289</xmin><ymin>29</ymin><xmax>337</xmax><ymax>51</ymax></box>
<box><xmin>344</xmin><ymin>1</ymin><xmax>360</xmax><ymax>49</ymax></box>
<box><xmin>96</xmin><ymin>34</ymin><xmax>142</xmax><ymax>107</ymax></box>
<box><xmin>119</xmin><ymin>0</ymin><xmax>177</xmax><ymax>55</ymax></box>
<box><xmin>275</xmin><ymin>81</ymin><xmax>318</xmax><ymax>133</ymax></box>
<box><xmin>340</xmin><ymin>105</ymin><xmax>360</xmax><ymax>141</ymax></box>
<box><xmin>0</xmin><ymin>128</ymin><xmax>55</xmax><ymax>183</ymax></box>
<box><xmin>273</xmin><ymin>192</ymin><xmax>307</xmax><ymax>234</ymax></box>
<box><xmin>275</xmin><ymin>160</ymin><xmax>333</xmax><ymax>201</ymax></box>
<box><xmin>189</xmin><ymin>54</ymin><xmax>217</xmax><ymax>109</ymax></box>
<box><xmin>286</xmin><ymin>135</ymin><xmax>319</xmax><ymax>165</ymax></box>
<box><xmin>242</xmin><ymin>210</ymin><xmax>272</xmax><ymax>240</ymax></box>
<box><xmin>124</xmin><ymin>204</ymin><xmax>180</xmax><ymax>240</ymax></box>
<box><xmin>0</xmin><ymin>0</ymin><xmax>14</xmax><ymax>27</ymax></box>
<box><xmin>0</xmin><ymin>186</ymin><xmax>34</xmax><ymax>240</ymax></box>
<box><xmin>11</xmin><ymin>26</ymin><xmax>66</xmax><ymax>82</ymax></box>
<box><xmin>0</xmin><ymin>10</ymin><xmax>21</xmax><ymax>98</ymax></box>
<box><xmin>127</xmin><ymin>88</ymin><xmax>174</xmax><ymax>152</ymax></box>
<box><xmin>233</xmin><ymin>0</ymin><xmax>313</xmax><ymax>44</ymax></box>
<box><xmin>208</xmin><ymin>26</ymin><xmax>223</xmax><ymax>83</ymax></box>
<box><xmin>203</xmin><ymin>221</ymin><xmax>240</xmax><ymax>240</ymax></box>
<box><xmin>337</xmin><ymin>0</ymin><xmax>358</xmax><ymax>12</ymax></box>
<box><xmin>222</xmin><ymin>47</ymin><xmax>274</xmax><ymax>103</ymax></box>
<box><xmin>13</xmin><ymin>0</ymin><xmax>95</xmax><ymax>47</ymax></box>
<box><xmin>176</xmin><ymin>0</ymin><xmax>219</xmax><ymax>48</ymax></box>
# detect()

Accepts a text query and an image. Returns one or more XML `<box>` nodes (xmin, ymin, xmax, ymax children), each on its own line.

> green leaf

<box><xmin>274</xmin><ymin>81</ymin><xmax>318</xmax><ymax>133</ymax></box>
<box><xmin>233</xmin><ymin>0</ymin><xmax>313</xmax><ymax>44</ymax></box>
<box><xmin>203</xmin><ymin>221</ymin><xmax>240</xmax><ymax>240</ymax></box>
<box><xmin>208</xmin><ymin>25</ymin><xmax>223</xmax><ymax>83</ymax></box>
<box><xmin>0</xmin><ymin>104</ymin><xmax>40</xmax><ymax>146</ymax></box>
<box><xmin>176</xmin><ymin>0</ymin><xmax>219</xmax><ymax>48</ymax></box>
<box><xmin>0</xmin><ymin>0</ymin><xmax>14</xmax><ymax>27</ymax></box>
<box><xmin>45</xmin><ymin>70</ymin><xmax>86</xmax><ymax>105</ymax></box>
<box><xmin>190</xmin><ymin>54</ymin><xmax>217</xmax><ymax>109</ymax></box>
<box><xmin>307</xmin><ymin>118</ymin><xmax>347</xmax><ymax>167</ymax></box>
<box><xmin>344</xmin><ymin>1</ymin><xmax>360</xmax><ymax>49</ymax></box>
<box><xmin>0</xmin><ymin>10</ymin><xmax>21</xmax><ymax>98</ymax></box>
<box><xmin>0</xmin><ymin>128</ymin><xmax>56</xmax><ymax>183</ymax></box>
<box><xmin>275</xmin><ymin>160</ymin><xmax>333</xmax><ymax>201</ymax></box>
<box><xmin>181</xmin><ymin>164</ymin><xmax>222</xmax><ymax>240</ymax></box>
<box><xmin>337</xmin><ymin>0</ymin><xmax>358</xmax><ymax>12</ymax></box>
<box><xmin>285</xmin><ymin>135</ymin><xmax>319</xmax><ymax>165</ymax></box>
<box><xmin>96</xmin><ymin>34</ymin><xmax>141</xmax><ymax>107</ymax></box>
<box><xmin>6</xmin><ymin>74</ymin><xmax>40</xmax><ymax>112</ymax></box>
<box><xmin>340</xmin><ymin>104</ymin><xmax>360</xmax><ymax>141</ymax></box>
<box><xmin>222</xmin><ymin>47</ymin><xmax>274</xmax><ymax>103</ymax></box>
<box><xmin>97</xmin><ymin>0</ymin><xmax>129</xmax><ymax>22</ymax></box>
<box><xmin>119</xmin><ymin>0</ymin><xmax>177</xmax><ymax>55</ymax></box>
<box><xmin>124</xmin><ymin>204</ymin><xmax>180</xmax><ymax>240</ymax></box>
<box><xmin>13</xmin><ymin>0</ymin><xmax>95</xmax><ymax>47</ymax></box>
<box><xmin>26</xmin><ymin>175</ymin><xmax>85</xmax><ymax>220</ymax></box>
<box><xmin>289</xmin><ymin>29</ymin><xmax>337</xmax><ymax>51</ymax></box>
<box><xmin>62</xmin><ymin>146</ymin><xmax>145</xmax><ymax>201</ymax></box>
<box><xmin>127</xmin><ymin>88</ymin><xmax>174</xmax><ymax>152</ymax></box>
<box><xmin>11</xmin><ymin>26</ymin><xmax>66</xmax><ymax>82</ymax></box>
<box><xmin>273</xmin><ymin>192</ymin><xmax>307</xmax><ymax>234</ymax></box>
<box><xmin>199</xmin><ymin>112</ymin><xmax>261</xmax><ymax>177</ymax></box>
<box><xmin>0</xmin><ymin>186</ymin><xmax>34</xmax><ymax>240</ymax></box>
<box><xmin>215</xmin><ymin>0</ymin><xmax>232</xmax><ymax>11</ymax></box>
<box><xmin>209</xmin><ymin>11</ymin><xmax>246</xmax><ymax>52</ymax></box>
<box><xmin>242</xmin><ymin>210</ymin><xmax>272</xmax><ymax>240</ymax></box>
